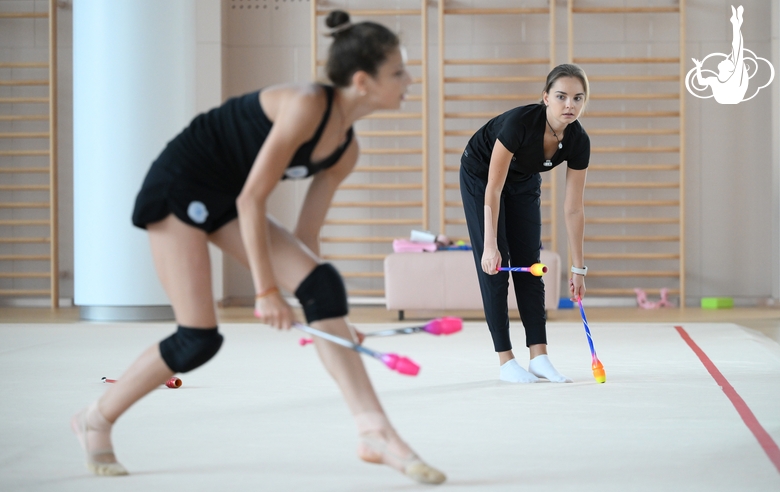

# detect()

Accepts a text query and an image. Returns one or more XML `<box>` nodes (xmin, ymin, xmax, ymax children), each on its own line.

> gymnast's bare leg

<box><xmin>71</xmin><ymin>214</ymin><xmax>444</xmax><ymax>483</ymax></box>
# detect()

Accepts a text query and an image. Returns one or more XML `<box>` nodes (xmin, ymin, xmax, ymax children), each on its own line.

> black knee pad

<box><xmin>159</xmin><ymin>325</ymin><xmax>224</xmax><ymax>373</ymax></box>
<box><xmin>294</xmin><ymin>263</ymin><xmax>348</xmax><ymax>323</ymax></box>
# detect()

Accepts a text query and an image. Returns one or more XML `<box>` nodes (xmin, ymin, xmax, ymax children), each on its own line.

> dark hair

<box><xmin>540</xmin><ymin>63</ymin><xmax>590</xmax><ymax>107</ymax></box>
<box><xmin>325</xmin><ymin>10</ymin><xmax>400</xmax><ymax>88</ymax></box>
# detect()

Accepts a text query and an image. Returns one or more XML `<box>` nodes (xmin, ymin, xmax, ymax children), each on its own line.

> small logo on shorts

<box><xmin>187</xmin><ymin>201</ymin><xmax>209</xmax><ymax>224</ymax></box>
<box><xmin>284</xmin><ymin>166</ymin><xmax>309</xmax><ymax>179</ymax></box>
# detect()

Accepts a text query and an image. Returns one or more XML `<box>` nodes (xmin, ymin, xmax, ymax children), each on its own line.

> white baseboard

<box><xmin>0</xmin><ymin>297</ymin><xmax>74</xmax><ymax>308</ymax></box>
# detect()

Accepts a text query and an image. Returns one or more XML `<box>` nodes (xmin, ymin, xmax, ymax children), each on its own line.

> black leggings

<box><xmin>460</xmin><ymin>164</ymin><xmax>547</xmax><ymax>352</ymax></box>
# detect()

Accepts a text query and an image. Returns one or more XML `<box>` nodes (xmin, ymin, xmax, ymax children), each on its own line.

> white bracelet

<box><xmin>571</xmin><ymin>265</ymin><xmax>588</xmax><ymax>276</ymax></box>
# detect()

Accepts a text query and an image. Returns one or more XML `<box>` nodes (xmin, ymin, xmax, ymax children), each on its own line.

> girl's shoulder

<box><xmin>501</xmin><ymin>103</ymin><xmax>543</xmax><ymax>121</ymax></box>
<box><xmin>260</xmin><ymin>83</ymin><xmax>329</xmax><ymax>125</ymax></box>
<box><xmin>493</xmin><ymin>104</ymin><xmax>545</xmax><ymax>133</ymax></box>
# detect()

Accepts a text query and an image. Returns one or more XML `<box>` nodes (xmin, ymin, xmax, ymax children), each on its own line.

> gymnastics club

<box><xmin>576</xmin><ymin>296</ymin><xmax>606</xmax><ymax>383</ymax></box>
<box><xmin>294</xmin><ymin>323</ymin><xmax>420</xmax><ymax>376</ymax></box>
<box><xmin>300</xmin><ymin>317</ymin><xmax>462</xmax><ymax>345</ymax></box>
<box><xmin>102</xmin><ymin>376</ymin><xmax>183</xmax><ymax>389</ymax></box>
<box><xmin>363</xmin><ymin>316</ymin><xmax>462</xmax><ymax>338</ymax></box>
<box><xmin>497</xmin><ymin>263</ymin><xmax>548</xmax><ymax>276</ymax></box>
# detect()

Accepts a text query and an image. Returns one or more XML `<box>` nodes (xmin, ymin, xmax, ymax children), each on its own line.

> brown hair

<box><xmin>325</xmin><ymin>10</ymin><xmax>400</xmax><ymax>88</ymax></box>
<box><xmin>540</xmin><ymin>63</ymin><xmax>590</xmax><ymax>108</ymax></box>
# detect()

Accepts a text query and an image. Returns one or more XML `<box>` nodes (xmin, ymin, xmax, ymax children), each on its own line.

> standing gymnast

<box><xmin>70</xmin><ymin>10</ymin><xmax>445</xmax><ymax>485</ymax></box>
<box><xmin>460</xmin><ymin>64</ymin><xmax>590</xmax><ymax>383</ymax></box>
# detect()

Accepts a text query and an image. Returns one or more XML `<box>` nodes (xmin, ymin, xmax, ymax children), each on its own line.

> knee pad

<box><xmin>294</xmin><ymin>263</ymin><xmax>348</xmax><ymax>323</ymax></box>
<box><xmin>159</xmin><ymin>326</ymin><xmax>224</xmax><ymax>373</ymax></box>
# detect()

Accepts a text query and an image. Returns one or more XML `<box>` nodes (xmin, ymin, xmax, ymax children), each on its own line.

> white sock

<box><xmin>528</xmin><ymin>354</ymin><xmax>572</xmax><ymax>383</ymax></box>
<box><xmin>499</xmin><ymin>359</ymin><xmax>539</xmax><ymax>383</ymax></box>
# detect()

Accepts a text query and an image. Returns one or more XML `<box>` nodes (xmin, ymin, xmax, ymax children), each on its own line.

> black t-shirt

<box><xmin>461</xmin><ymin>104</ymin><xmax>590</xmax><ymax>181</ymax></box>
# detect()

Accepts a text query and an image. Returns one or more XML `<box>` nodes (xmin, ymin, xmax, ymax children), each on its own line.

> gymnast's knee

<box><xmin>159</xmin><ymin>325</ymin><xmax>224</xmax><ymax>373</ymax></box>
<box><xmin>294</xmin><ymin>263</ymin><xmax>349</xmax><ymax>323</ymax></box>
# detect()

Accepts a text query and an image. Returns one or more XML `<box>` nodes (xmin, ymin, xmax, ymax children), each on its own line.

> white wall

<box><xmin>773</xmin><ymin>0</ymin><xmax>780</xmax><ymax>301</ymax></box>
<box><xmin>684</xmin><ymin>0</ymin><xmax>774</xmax><ymax>302</ymax></box>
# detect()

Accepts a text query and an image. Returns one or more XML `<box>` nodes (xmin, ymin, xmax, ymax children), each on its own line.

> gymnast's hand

<box><xmin>254</xmin><ymin>291</ymin><xmax>295</xmax><ymax>330</ymax></box>
<box><xmin>481</xmin><ymin>245</ymin><xmax>501</xmax><ymax>275</ymax></box>
<box><xmin>569</xmin><ymin>274</ymin><xmax>586</xmax><ymax>301</ymax></box>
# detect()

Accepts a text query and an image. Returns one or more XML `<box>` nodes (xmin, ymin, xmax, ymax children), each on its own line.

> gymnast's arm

<box><xmin>564</xmin><ymin>166</ymin><xmax>588</xmax><ymax>298</ymax></box>
<box><xmin>482</xmin><ymin>139</ymin><xmax>513</xmax><ymax>275</ymax></box>
<box><xmin>237</xmin><ymin>88</ymin><xmax>323</xmax><ymax>302</ymax></box>
<box><xmin>294</xmin><ymin>138</ymin><xmax>359</xmax><ymax>257</ymax></box>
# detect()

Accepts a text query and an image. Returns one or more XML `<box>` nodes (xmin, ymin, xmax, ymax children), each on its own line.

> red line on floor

<box><xmin>675</xmin><ymin>325</ymin><xmax>780</xmax><ymax>474</ymax></box>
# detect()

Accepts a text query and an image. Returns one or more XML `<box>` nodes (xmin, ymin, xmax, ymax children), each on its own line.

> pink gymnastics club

<box><xmin>363</xmin><ymin>317</ymin><xmax>462</xmax><ymax>338</ymax></box>
<box><xmin>294</xmin><ymin>323</ymin><xmax>420</xmax><ymax>376</ymax></box>
<box><xmin>299</xmin><ymin>317</ymin><xmax>463</xmax><ymax>346</ymax></box>
<box><xmin>102</xmin><ymin>376</ymin><xmax>183</xmax><ymax>388</ymax></box>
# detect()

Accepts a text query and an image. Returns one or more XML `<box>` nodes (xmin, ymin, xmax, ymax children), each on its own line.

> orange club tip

<box><xmin>530</xmin><ymin>263</ymin><xmax>548</xmax><ymax>276</ymax></box>
<box><xmin>591</xmin><ymin>360</ymin><xmax>606</xmax><ymax>383</ymax></box>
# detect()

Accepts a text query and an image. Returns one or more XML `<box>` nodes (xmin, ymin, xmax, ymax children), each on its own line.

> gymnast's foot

<box><xmin>355</xmin><ymin>412</ymin><xmax>446</xmax><ymax>485</ymax></box>
<box><xmin>70</xmin><ymin>401</ymin><xmax>128</xmax><ymax>476</ymax></box>
<box><xmin>499</xmin><ymin>358</ymin><xmax>539</xmax><ymax>383</ymax></box>
<box><xmin>529</xmin><ymin>354</ymin><xmax>572</xmax><ymax>383</ymax></box>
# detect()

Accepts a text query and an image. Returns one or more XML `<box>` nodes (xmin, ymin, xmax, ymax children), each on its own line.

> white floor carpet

<box><xmin>1</xmin><ymin>319</ymin><xmax>779</xmax><ymax>491</ymax></box>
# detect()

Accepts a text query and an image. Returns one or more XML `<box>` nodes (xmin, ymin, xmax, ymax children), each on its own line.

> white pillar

<box><xmin>74</xmin><ymin>1</ymin><xmax>196</xmax><ymax>320</ymax></box>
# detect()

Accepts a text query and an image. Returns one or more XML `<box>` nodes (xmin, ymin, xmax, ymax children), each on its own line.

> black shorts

<box><xmin>132</xmin><ymin>156</ymin><xmax>239</xmax><ymax>234</ymax></box>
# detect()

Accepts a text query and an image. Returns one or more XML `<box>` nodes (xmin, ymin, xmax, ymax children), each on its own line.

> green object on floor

<box><xmin>701</xmin><ymin>297</ymin><xmax>734</xmax><ymax>309</ymax></box>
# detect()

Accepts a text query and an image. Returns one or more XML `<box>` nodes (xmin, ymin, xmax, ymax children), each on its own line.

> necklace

<box><xmin>546</xmin><ymin>117</ymin><xmax>563</xmax><ymax>150</ymax></box>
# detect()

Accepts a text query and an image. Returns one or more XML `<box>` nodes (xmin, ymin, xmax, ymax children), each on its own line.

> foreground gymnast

<box><xmin>70</xmin><ymin>10</ymin><xmax>445</xmax><ymax>485</ymax></box>
<box><xmin>460</xmin><ymin>64</ymin><xmax>590</xmax><ymax>383</ymax></box>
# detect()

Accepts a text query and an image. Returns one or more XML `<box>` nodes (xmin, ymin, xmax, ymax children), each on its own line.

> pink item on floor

<box><xmin>634</xmin><ymin>288</ymin><xmax>673</xmax><ymax>309</ymax></box>
<box><xmin>101</xmin><ymin>376</ymin><xmax>182</xmax><ymax>388</ymax></box>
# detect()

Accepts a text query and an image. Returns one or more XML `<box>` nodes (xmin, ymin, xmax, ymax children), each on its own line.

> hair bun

<box><xmin>325</xmin><ymin>10</ymin><xmax>350</xmax><ymax>29</ymax></box>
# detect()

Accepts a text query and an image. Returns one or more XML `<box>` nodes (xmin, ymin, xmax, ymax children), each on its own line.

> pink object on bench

<box><xmin>384</xmin><ymin>250</ymin><xmax>561</xmax><ymax>319</ymax></box>
<box><xmin>392</xmin><ymin>239</ymin><xmax>438</xmax><ymax>253</ymax></box>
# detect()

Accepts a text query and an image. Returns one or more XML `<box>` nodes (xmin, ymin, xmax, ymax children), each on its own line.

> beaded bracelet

<box><xmin>255</xmin><ymin>286</ymin><xmax>279</xmax><ymax>300</ymax></box>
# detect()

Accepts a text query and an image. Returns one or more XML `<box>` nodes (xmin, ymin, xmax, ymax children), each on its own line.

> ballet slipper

<box><xmin>658</xmin><ymin>288</ymin><xmax>672</xmax><ymax>308</ymax></box>
<box><xmin>70</xmin><ymin>402</ymin><xmax>128</xmax><ymax>476</ymax></box>
<box><xmin>636</xmin><ymin>288</ymin><xmax>666</xmax><ymax>309</ymax></box>
<box><xmin>355</xmin><ymin>412</ymin><xmax>446</xmax><ymax>485</ymax></box>
<box><xmin>635</xmin><ymin>288</ymin><xmax>652</xmax><ymax>309</ymax></box>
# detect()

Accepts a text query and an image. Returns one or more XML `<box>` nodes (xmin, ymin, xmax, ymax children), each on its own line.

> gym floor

<box><xmin>1</xmin><ymin>306</ymin><xmax>779</xmax><ymax>491</ymax></box>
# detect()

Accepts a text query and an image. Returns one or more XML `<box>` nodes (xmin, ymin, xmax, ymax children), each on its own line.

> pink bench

<box><xmin>384</xmin><ymin>250</ymin><xmax>561</xmax><ymax>320</ymax></box>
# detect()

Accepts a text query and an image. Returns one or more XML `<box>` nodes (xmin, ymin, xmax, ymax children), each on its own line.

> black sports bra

<box><xmin>259</xmin><ymin>85</ymin><xmax>355</xmax><ymax>180</ymax></box>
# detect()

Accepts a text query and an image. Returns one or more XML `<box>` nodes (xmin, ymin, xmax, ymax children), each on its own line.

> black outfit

<box><xmin>132</xmin><ymin>85</ymin><xmax>354</xmax><ymax>233</ymax></box>
<box><xmin>460</xmin><ymin>104</ymin><xmax>590</xmax><ymax>352</ymax></box>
